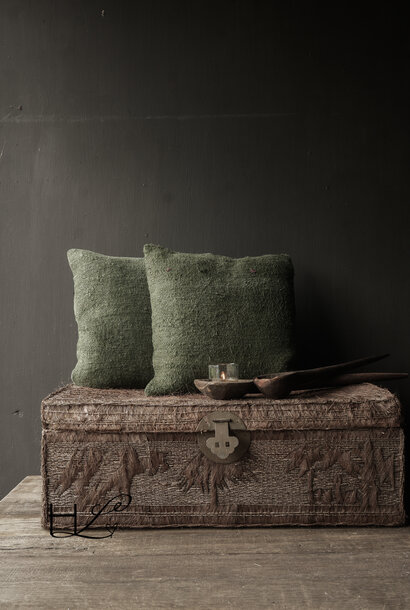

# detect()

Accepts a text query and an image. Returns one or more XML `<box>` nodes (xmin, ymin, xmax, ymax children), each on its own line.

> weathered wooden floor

<box><xmin>0</xmin><ymin>477</ymin><xmax>409</xmax><ymax>609</ymax></box>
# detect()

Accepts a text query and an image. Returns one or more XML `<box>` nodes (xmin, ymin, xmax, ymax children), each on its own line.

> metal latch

<box><xmin>196</xmin><ymin>411</ymin><xmax>251</xmax><ymax>464</ymax></box>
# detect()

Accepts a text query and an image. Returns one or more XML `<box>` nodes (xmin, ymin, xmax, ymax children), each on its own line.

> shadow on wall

<box><xmin>295</xmin><ymin>272</ymin><xmax>410</xmax><ymax>401</ymax></box>
<box><xmin>295</xmin><ymin>273</ymin><xmax>346</xmax><ymax>370</ymax></box>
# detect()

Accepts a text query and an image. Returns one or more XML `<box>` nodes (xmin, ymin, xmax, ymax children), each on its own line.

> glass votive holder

<box><xmin>208</xmin><ymin>363</ymin><xmax>239</xmax><ymax>382</ymax></box>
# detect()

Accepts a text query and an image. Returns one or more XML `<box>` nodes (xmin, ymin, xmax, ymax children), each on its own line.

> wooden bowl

<box><xmin>194</xmin><ymin>379</ymin><xmax>257</xmax><ymax>400</ymax></box>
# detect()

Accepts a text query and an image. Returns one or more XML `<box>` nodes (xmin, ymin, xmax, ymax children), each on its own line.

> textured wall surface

<box><xmin>1</xmin><ymin>1</ymin><xmax>409</xmax><ymax>499</ymax></box>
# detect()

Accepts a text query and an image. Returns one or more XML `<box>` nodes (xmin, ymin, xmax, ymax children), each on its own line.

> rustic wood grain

<box><xmin>0</xmin><ymin>477</ymin><xmax>409</xmax><ymax>609</ymax></box>
<box><xmin>194</xmin><ymin>378</ymin><xmax>256</xmax><ymax>400</ymax></box>
<box><xmin>254</xmin><ymin>354</ymin><xmax>408</xmax><ymax>398</ymax></box>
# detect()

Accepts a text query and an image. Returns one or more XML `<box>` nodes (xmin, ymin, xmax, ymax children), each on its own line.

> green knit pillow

<box><xmin>68</xmin><ymin>249</ymin><xmax>153</xmax><ymax>388</ymax></box>
<box><xmin>144</xmin><ymin>244</ymin><xmax>295</xmax><ymax>395</ymax></box>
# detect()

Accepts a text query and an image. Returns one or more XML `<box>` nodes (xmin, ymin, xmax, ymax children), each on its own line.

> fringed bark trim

<box><xmin>42</xmin><ymin>383</ymin><xmax>402</xmax><ymax>433</ymax></box>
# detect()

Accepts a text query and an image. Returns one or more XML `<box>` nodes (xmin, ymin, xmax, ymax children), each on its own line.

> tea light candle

<box><xmin>208</xmin><ymin>363</ymin><xmax>239</xmax><ymax>382</ymax></box>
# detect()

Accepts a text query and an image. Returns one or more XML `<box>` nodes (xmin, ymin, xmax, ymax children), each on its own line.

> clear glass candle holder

<box><xmin>208</xmin><ymin>363</ymin><xmax>239</xmax><ymax>382</ymax></box>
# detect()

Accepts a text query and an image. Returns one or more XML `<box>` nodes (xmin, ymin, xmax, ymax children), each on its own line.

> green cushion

<box><xmin>68</xmin><ymin>249</ymin><xmax>153</xmax><ymax>388</ymax></box>
<box><xmin>144</xmin><ymin>244</ymin><xmax>295</xmax><ymax>395</ymax></box>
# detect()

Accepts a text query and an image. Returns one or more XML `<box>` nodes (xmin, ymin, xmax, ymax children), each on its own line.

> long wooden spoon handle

<box><xmin>258</xmin><ymin>354</ymin><xmax>390</xmax><ymax>380</ymax></box>
<box><xmin>323</xmin><ymin>372</ymin><xmax>408</xmax><ymax>387</ymax></box>
<box><xmin>254</xmin><ymin>370</ymin><xmax>407</xmax><ymax>399</ymax></box>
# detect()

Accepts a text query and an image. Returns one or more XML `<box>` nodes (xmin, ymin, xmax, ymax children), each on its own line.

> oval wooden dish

<box><xmin>194</xmin><ymin>379</ymin><xmax>257</xmax><ymax>400</ymax></box>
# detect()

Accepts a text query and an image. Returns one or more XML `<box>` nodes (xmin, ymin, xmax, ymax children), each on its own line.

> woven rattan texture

<box><xmin>41</xmin><ymin>384</ymin><xmax>405</xmax><ymax>528</ymax></box>
<box><xmin>42</xmin><ymin>383</ymin><xmax>402</xmax><ymax>433</ymax></box>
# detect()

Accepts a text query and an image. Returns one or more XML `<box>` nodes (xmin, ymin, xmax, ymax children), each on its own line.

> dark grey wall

<box><xmin>1</xmin><ymin>1</ymin><xmax>409</xmax><ymax>500</ymax></box>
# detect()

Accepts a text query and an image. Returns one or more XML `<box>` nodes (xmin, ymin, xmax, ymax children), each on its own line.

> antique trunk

<box><xmin>41</xmin><ymin>383</ymin><xmax>405</xmax><ymax>528</ymax></box>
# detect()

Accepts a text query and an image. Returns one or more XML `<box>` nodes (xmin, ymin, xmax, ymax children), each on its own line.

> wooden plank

<box><xmin>0</xmin><ymin>476</ymin><xmax>409</xmax><ymax>609</ymax></box>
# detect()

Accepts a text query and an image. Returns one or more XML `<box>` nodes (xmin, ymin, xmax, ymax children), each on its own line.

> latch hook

<box><xmin>196</xmin><ymin>411</ymin><xmax>250</xmax><ymax>464</ymax></box>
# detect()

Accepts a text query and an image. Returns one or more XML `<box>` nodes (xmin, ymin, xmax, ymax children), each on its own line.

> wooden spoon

<box><xmin>254</xmin><ymin>354</ymin><xmax>407</xmax><ymax>399</ymax></box>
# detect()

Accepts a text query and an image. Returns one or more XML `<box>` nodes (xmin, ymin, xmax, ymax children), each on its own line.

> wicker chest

<box><xmin>41</xmin><ymin>383</ymin><xmax>405</xmax><ymax>528</ymax></box>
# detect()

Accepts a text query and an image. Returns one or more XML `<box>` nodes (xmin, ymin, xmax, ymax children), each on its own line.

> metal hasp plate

<box><xmin>196</xmin><ymin>411</ymin><xmax>251</xmax><ymax>464</ymax></box>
